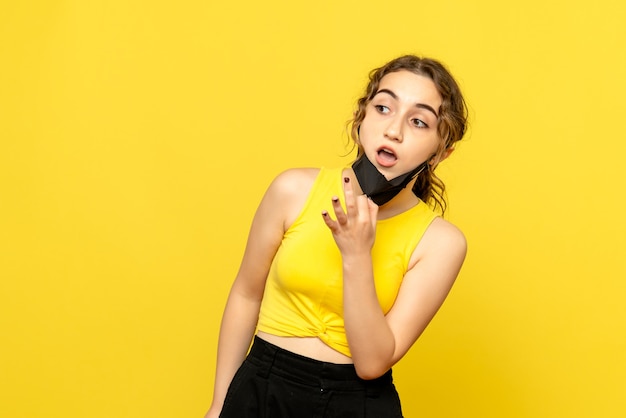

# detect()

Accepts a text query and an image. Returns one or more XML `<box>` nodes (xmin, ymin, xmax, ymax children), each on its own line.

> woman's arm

<box><xmin>205</xmin><ymin>169</ymin><xmax>317</xmax><ymax>418</ymax></box>
<box><xmin>323</xmin><ymin>178</ymin><xmax>466</xmax><ymax>380</ymax></box>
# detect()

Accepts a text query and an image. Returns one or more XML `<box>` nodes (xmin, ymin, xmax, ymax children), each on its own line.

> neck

<box><xmin>378</xmin><ymin>178</ymin><xmax>421</xmax><ymax>219</ymax></box>
<box><xmin>343</xmin><ymin>168</ymin><xmax>420</xmax><ymax>220</ymax></box>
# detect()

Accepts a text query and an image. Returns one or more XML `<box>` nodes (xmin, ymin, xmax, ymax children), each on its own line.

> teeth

<box><xmin>380</xmin><ymin>148</ymin><xmax>394</xmax><ymax>155</ymax></box>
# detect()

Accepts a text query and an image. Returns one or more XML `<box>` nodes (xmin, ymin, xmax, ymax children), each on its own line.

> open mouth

<box><xmin>376</xmin><ymin>147</ymin><xmax>397</xmax><ymax>167</ymax></box>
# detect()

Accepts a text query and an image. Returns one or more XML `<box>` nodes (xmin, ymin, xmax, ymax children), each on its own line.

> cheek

<box><xmin>360</xmin><ymin>111</ymin><xmax>382</xmax><ymax>133</ymax></box>
<box><xmin>418</xmin><ymin>135</ymin><xmax>443</xmax><ymax>159</ymax></box>
<box><xmin>357</xmin><ymin>119</ymin><xmax>374</xmax><ymax>142</ymax></box>
<box><xmin>430</xmin><ymin>141</ymin><xmax>447</xmax><ymax>162</ymax></box>
<box><xmin>427</xmin><ymin>130</ymin><xmax>443</xmax><ymax>149</ymax></box>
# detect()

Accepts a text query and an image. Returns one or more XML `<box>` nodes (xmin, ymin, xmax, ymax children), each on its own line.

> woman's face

<box><xmin>358</xmin><ymin>70</ymin><xmax>443</xmax><ymax>180</ymax></box>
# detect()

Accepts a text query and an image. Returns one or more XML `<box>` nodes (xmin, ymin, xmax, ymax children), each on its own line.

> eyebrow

<box><xmin>374</xmin><ymin>88</ymin><xmax>439</xmax><ymax>118</ymax></box>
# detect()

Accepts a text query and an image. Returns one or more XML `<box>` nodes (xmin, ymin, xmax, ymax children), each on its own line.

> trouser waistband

<box><xmin>248</xmin><ymin>336</ymin><xmax>393</xmax><ymax>391</ymax></box>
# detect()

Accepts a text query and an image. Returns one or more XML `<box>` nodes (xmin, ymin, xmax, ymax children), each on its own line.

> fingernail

<box><xmin>344</xmin><ymin>177</ymin><xmax>350</xmax><ymax>183</ymax></box>
<box><xmin>322</xmin><ymin>211</ymin><xmax>328</xmax><ymax>216</ymax></box>
<box><xmin>332</xmin><ymin>196</ymin><xmax>339</xmax><ymax>202</ymax></box>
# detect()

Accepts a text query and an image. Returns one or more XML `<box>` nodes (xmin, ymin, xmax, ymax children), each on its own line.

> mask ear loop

<box><xmin>413</xmin><ymin>160</ymin><xmax>429</xmax><ymax>178</ymax></box>
<box><xmin>410</xmin><ymin>160</ymin><xmax>430</xmax><ymax>198</ymax></box>
<box><xmin>355</xmin><ymin>125</ymin><xmax>363</xmax><ymax>157</ymax></box>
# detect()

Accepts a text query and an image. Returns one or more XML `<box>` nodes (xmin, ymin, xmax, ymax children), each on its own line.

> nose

<box><xmin>384</xmin><ymin>115</ymin><xmax>403</xmax><ymax>142</ymax></box>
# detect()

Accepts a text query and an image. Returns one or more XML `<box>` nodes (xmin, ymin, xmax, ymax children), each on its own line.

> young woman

<box><xmin>205</xmin><ymin>55</ymin><xmax>468</xmax><ymax>418</ymax></box>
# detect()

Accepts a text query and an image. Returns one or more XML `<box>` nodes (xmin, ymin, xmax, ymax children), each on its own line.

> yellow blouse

<box><xmin>256</xmin><ymin>167</ymin><xmax>438</xmax><ymax>357</ymax></box>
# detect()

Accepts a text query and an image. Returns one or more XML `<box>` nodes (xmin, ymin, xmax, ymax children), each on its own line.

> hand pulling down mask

<box><xmin>352</xmin><ymin>154</ymin><xmax>428</xmax><ymax>206</ymax></box>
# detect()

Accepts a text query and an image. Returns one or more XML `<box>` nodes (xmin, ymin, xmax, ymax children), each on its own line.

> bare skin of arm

<box><xmin>322</xmin><ymin>177</ymin><xmax>466</xmax><ymax>380</ymax></box>
<box><xmin>204</xmin><ymin>169</ymin><xmax>317</xmax><ymax>418</ymax></box>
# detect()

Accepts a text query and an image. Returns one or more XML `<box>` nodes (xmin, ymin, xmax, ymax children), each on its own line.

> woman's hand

<box><xmin>321</xmin><ymin>177</ymin><xmax>379</xmax><ymax>255</ymax></box>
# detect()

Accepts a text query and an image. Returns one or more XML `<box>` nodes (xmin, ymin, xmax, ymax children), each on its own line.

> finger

<box><xmin>355</xmin><ymin>194</ymin><xmax>371</xmax><ymax>223</ymax></box>
<box><xmin>321</xmin><ymin>210</ymin><xmax>337</xmax><ymax>231</ymax></box>
<box><xmin>331</xmin><ymin>196</ymin><xmax>348</xmax><ymax>225</ymax></box>
<box><xmin>343</xmin><ymin>177</ymin><xmax>356</xmax><ymax>216</ymax></box>
<box><xmin>367</xmin><ymin>197</ymin><xmax>379</xmax><ymax>228</ymax></box>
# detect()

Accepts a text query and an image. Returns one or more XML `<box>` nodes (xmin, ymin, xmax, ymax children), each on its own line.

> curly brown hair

<box><xmin>349</xmin><ymin>55</ymin><xmax>468</xmax><ymax>215</ymax></box>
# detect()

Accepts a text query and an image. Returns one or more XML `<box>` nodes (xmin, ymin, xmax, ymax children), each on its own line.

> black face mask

<box><xmin>352</xmin><ymin>154</ymin><xmax>427</xmax><ymax>206</ymax></box>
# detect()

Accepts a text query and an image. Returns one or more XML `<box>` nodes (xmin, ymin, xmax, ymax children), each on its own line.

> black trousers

<box><xmin>219</xmin><ymin>336</ymin><xmax>404</xmax><ymax>418</ymax></box>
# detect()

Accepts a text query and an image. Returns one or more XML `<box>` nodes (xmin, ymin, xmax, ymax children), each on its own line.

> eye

<box><xmin>374</xmin><ymin>104</ymin><xmax>390</xmax><ymax>114</ymax></box>
<box><xmin>412</xmin><ymin>118</ymin><xmax>428</xmax><ymax>128</ymax></box>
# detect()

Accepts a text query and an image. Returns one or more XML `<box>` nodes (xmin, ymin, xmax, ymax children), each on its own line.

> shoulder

<box><xmin>267</xmin><ymin>167</ymin><xmax>320</xmax><ymax>195</ymax></box>
<box><xmin>410</xmin><ymin>216</ymin><xmax>467</xmax><ymax>268</ymax></box>
<box><xmin>263</xmin><ymin>168</ymin><xmax>321</xmax><ymax>229</ymax></box>
<box><xmin>425</xmin><ymin>217</ymin><xmax>467</xmax><ymax>257</ymax></box>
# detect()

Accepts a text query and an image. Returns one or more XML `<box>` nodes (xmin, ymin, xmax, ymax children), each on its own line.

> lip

<box><xmin>375</xmin><ymin>146</ymin><xmax>398</xmax><ymax>168</ymax></box>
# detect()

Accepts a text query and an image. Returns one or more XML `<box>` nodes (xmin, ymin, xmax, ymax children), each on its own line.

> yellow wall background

<box><xmin>1</xmin><ymin>1</ymin><xmax>625</xmax><ymax>417</ymax></box>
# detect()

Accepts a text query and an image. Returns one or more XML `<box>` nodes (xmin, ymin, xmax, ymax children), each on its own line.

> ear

<box><xmin>440</xmin><ymin>147</ymin><xmax>455</xmax><ymax>162</ymax></box>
